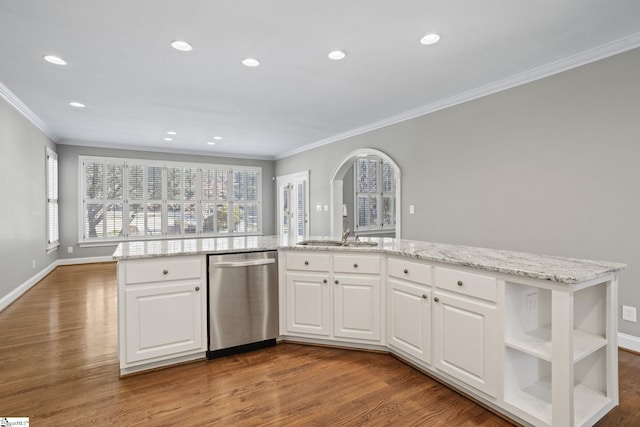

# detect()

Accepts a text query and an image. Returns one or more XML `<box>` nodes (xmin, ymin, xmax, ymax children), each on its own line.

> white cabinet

<box><xmin>125</xmin><ymin>281</ymin><xmax>204</xmax><ymax>363</ymax></box>
<box><xmin>284</xmin><ymin>252</ymin><xmax>331</xmax><ymax>337</ymax></box>
<box><xmin>387</xmin><ymin>257</ymin><xmax>433</xmax><ymax>364</ymax></box>
<box><xmin>433</xmin><ymin>289</ymin><xmax>499</xmax><ymax>397</ymax></box>
<box><xmin>118</xmin><ymin>255</ymin><xmax>206</xmax><ymax>374</ymax></box>
<box><xmin>282</xmin><ymin>251</ymin><xmax>383</xmax><ymax>343</ymax></box>
<box><xmin>433</xmin><ymin>267</ymin><xmax>499</xmax><ymax>398</ymax></box>
<box><xmin>285</xmin><ymin>272</ymin><xmax>331</xmax><ymax>336</ymax></box>
<box><xmin>333</xmin><ymin>254</ymin><xmax>382</xmax><ymax>342</ymax></box>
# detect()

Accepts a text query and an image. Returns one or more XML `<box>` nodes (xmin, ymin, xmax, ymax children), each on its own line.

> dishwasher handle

<box><xmin>213</xmin><ymin>258</ymin><xmax>276</xmax><ymax>268</ymax></box>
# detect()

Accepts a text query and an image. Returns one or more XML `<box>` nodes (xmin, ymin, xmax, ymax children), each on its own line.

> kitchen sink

<box><xmin>297</xmin><ymin>240</ymin><xmax>344</xmax><ymax>246</ymax></box>
<box><xmin>296</xmin><ymin>240</ymin><xmax>378</xmax><ymax>247</ymax></box>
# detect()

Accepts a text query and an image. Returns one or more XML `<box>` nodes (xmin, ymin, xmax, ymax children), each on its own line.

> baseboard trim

<box><xmin>618</xmin><ymin>332</ymin><xmax>640</xmax><ymax>353</ymax></box>
<box><xmin>0</xmin><ymin>256</ymin><xmax>115</xmax><ymax>312</ymax></box>
<box><xmin>56</xmin><ymin>256</ymin><xmax>115</xmax><ymax>266</ymax></box>
<box><xmin>0</xmin><ymin>260</ymin><xmax>58</xmax><ymax>312</ymax></box>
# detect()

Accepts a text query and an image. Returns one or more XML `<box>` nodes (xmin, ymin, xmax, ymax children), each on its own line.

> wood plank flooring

<box><xmin>0</xmin><ymin>263</ymin><xmax>638</xmax><ymax>426</ymax></box>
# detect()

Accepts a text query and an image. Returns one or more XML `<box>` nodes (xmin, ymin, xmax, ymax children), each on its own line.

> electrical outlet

<box><xmin>622</xmin><ymin>305</ymin><xmax>637</xmax><ymax>322</ymax></box>
<box><xmin>67</xmin><ymin>246</ymin><xmax>73</xmax><ymax>254</ymax></box>
<box><xmin>527</xmin><ymin>293</ymin><xmax>538</xmax><ymax>312</ymax></box>
<box><xmin>32</xmin><ymin>259</ymin><xmax>36</xmax><ymax>269</ymax></box>
<box><xmin>409</xmin><ymin>205</ymin><xmax>415</xmax><ymax>214</ymax></box>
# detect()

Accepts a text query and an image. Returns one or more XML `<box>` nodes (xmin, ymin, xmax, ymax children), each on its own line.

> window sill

<box><xmin>46</xmin><ymin>244</ymin><xmax>60</xmax><ymax>254</ymax></box>
<box><xmin>78</xmin><ymin>233</ymin><xmax>264</xmax><ymax>248</ymax></box>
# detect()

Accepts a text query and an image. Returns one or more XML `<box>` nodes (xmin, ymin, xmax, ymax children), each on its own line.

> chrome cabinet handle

<box><xmin>434</xmin><ymin>297</ymin><xmax>439</xmax><ymax>302</ymax></box>
<box><xmin>163</xmin><ymin>269</ymin><xmax>169</xmax><ymax>275</ymax></box>
<box><xmin>457</xmin><ymin>280</ymin><xmax>463</xmax><ymax>286</ymax></box>
<box><xmin>195</xmin><ymin>286</ymin><xmax>200</xmax><ymax>291</ymax></box>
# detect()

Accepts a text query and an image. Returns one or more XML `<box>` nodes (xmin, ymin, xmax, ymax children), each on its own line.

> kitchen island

<box><xmin>114</xmin><ymin>236</ymin><xmax>625</xmax><ymax>427</ymax></box>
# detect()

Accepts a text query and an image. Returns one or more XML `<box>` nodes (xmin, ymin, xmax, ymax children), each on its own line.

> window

<box><xmin>79</xmin><ymin>156</ymin><xmax>261</xmax><ymax>243</ymax></box>
<box><xmin>46</xmin><ymin>147</ymin><xmax>59</xmax><ymax>251</ymax></box>
<box><xmin>354</xmin><ymin>156</ymin><xmax>395</xmax><ymax>233</ymax></box>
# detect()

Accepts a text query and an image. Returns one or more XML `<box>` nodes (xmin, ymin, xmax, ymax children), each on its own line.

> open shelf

<box><xmin>574</xmin><ymin>383</ymin><xmax>612</xmax><ymax>427</ymax></box>
<box><xmin>504</xmin><ymin>327</ymin><xmax>606</xmax><ymax>363</ymax></box>
<box><xmin>504</xmin><ymin>375</ymin><xmax>552</xmax><ymax>426</ymax></box>
<box><xmin>573</xmin><ymin>330</ymin><xmax>607</xmax><ymax>363</ymax></box>
<box><xmin>505</xmin><ymin>326</ymin><xmax>552</xmax><ymax>361</ymax></box>
<box><xmin>504</xmin><ymin>376</ymin><xmax>612</xmax><ymax>427</ymax></box>
<box><xmin>504</xmin><ymin>276</ymin><xmax>613</xmax><ymax>427</ymax></box>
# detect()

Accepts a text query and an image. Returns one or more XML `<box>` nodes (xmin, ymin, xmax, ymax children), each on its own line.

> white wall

<box><xmin>0</xmin><ymin>97</ymin><xmax>57</xmax><ymax>303</ymax></box>
<box><xmin>276</xmin><ymin>46</ymin><xmax>640</xmax><ymax>338</ymax></box>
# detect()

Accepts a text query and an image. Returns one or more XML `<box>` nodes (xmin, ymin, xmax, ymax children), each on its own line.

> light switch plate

<box><xmin>409</xmin><ymin>205</ymin><xmax>415</xmax><ymax>214</ymax></box>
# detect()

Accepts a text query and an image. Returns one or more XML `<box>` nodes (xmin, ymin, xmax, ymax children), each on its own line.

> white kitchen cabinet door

<box><xmin>433</xmin><ymin>290</ymin><xmax>498</xmax><ymax>398</ymax></box>
<box><xmin>387</xmin><ymin>278</ymin><xmax>432</xmax><ymax>364</ymax></box>
<box><xmin>333</xmin><ymin>275</ymin><xmax>381</xmax><ymax>342</ymax></box>
<box><xmin>285</xmin><ymin>273</ymin><xmax>331</xmax><ymax>337</ymax></box>
<box><xmin>125</xmin><ymin>281</ymin><xmax>204</xmax><ymax>363</ymax></box>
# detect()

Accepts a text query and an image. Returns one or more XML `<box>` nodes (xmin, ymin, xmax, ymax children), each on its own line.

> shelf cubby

<box><xmin>504</xmin><ymin>347</ymin><xmax>552</xmax><ymax>426</ymax></box>
<box><xmin>503</xmin><ymin>279</ymin><xmax>614</xmax><ymax>426</ymax></box>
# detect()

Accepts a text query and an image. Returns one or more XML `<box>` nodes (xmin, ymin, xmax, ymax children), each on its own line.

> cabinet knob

<box><xmin>434</xmin><ymin>297</ymin><xmax>439</xmax><ymax>302</ymax></box>
<box><xmin>195</xmin><ymin>286</ymin><xmax>200</xmax><ymax>291</ymax></box>
<box><xmin>422</xmin><ymin>294</ymin><xmax>428</xmax><ymax>299</ymax></box>
<box><xmin>323</xmin><ymin>279</ymin><xmax>328</xmax><ymax>284</ymax></box>
<box><xmin>335</xmin><ymin>280</ymin><xmax>339</xmax><ymax>285</ymax></box>
<box><xmin>163</xmin><ymin>269</ymin><xmax>169</xmax><ymax>275</ymax></box>
<box><xmin>403</xmin><ymin>269</ymin><xmax>409</xmax><ymax>274</ymax></box>
<box><xmin>304</xmin><ymin>260</ymin><xmax>309</xmax><ymax>266</ymax></box>
<box><xmin>457</xmin><ymin>280</ymin><xmax>463</xmax><ymax>286</ymax></box>
<box><xmin>353</xmin><ymin>263</ymin><xmax>358</xmax><ymax>268</ymax></box>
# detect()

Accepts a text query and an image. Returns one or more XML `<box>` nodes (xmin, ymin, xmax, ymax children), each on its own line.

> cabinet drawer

<box><xmin>388</xmin><ymin>258</ymin><xmax>432</xmax><ymax>285</ymax></box>
<box><xmin>286</xmin><ymin>252</ymin><xmax>331</xmax><ymax>272</ymax></box>
<box><xmin>434</xmin><ymin>267</ymin><xmax>497</xmax><ymax>302</ymax></box>
<box><xmin>333</xmin><ymin>254</ymin><xmax>381</xmax><ymax>274</ymax></box>
<box><xmin>125</xmin><ymin>257</ymin><xmax>202</xmax><ymax>284</ymax></box>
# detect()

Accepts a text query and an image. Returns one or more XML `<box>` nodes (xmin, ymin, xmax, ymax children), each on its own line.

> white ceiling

<box><xmin>1</xmin><ymin>1</ymin><xmax>640</xmax><ymax>160</ymax></box>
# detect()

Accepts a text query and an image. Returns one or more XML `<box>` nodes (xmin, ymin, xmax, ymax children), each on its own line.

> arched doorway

<box><xmin>330</xmin><ymin>148</ymin><xmax>401</xmax><ymax>239</ymax></box>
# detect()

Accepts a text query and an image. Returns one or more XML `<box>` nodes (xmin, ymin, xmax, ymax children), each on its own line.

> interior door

<box><xmin>277</xmin><ymin>171</ymin><xmax>309</xmax><ymax>239</ymax></box>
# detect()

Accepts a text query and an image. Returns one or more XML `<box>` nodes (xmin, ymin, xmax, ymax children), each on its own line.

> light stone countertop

<box><xmin>113</xmin><ymin>235</ymin><xmax>626</xmax><ymax>285</ymax></box>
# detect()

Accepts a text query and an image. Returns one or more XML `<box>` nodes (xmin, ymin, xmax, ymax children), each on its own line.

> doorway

<box><xmin>276</xmin><ymin>171</ymin><xmax>309</xmax><ymax>240</ymax></box>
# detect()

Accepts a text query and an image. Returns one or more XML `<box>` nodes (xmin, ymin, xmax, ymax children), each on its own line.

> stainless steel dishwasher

<box><xmin>207</xmin><ymin>250</ymin><xmax>278</xmax><ymax>359</ymax></box>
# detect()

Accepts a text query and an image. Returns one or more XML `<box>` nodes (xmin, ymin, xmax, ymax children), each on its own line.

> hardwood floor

<box><xmin>0</xmin><ymin>263</ymin><xmax>637</xmax><ymax>426</ymax></box>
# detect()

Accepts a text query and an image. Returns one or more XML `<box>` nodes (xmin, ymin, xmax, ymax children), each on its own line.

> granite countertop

<box><xmin>113</xmin><ymin>235</ymin><xmax>626</xmax><ymax>285</ymax></box>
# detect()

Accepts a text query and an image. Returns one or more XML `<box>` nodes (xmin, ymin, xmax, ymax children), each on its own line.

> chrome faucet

<box><xmin>341</xmin><ymin>228</ymin><xmax>351</xmax><ymax>244</ymax></box>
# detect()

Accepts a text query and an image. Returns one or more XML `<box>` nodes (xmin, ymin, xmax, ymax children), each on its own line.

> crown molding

<box><xmin>58</xmin><ymin>139</ymin><xmax>275</xmax><ymax>161</ymax></box>
<box><xmin>275</xmin><ymin>32</ymin><xmax>640</xmax><ymax>160</ymax></box>
<box><xmin>0</xmin><ymin>80</ymin><xmax>58</xmax><ymax>142</ymax></box>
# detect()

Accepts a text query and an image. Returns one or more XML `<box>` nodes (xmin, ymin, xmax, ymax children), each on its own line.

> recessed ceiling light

<box><xmin>242</xmin><ymin>58</ymin><xmax>260</xmax><ymax>67</ymax></box>
<box><xmin>213</xmin><ymin>136</ymin><xmax>222</xmax><ymax>140</ymax></box>
<box><xmin>166</xmin><ymin>131</ymin><xmax>177</xmax><ymax>135</ymax></box>
<box><xmin>420</xmin><ymin>33</ymin><xmax>441</xmax><ymax>45</ymax></box>
<box><xmin>43</xmin><ymin>55</ymin><xmax>67</xmax><ymax>66</ymax></box>
<box><xmin>171</xmin><ymin>40</ymin><xmax>193</xmax><ymax>52</ymax></box>
<box><xmin>69</xmin><ymin>101</ymin><xmax>85</xmax><ymax>108</ymax></box>
<box><xmin>207</xmin><ymin>142</ymin><xmax>216</xmax><ymax>146</ymax></box>
<box><xmin>328</xmin><ymin>50</ymin><xmax>346</xmax><ymax>60</ymax></box>
<box><xmin>164</xmin><ymin>137</ymin><xmax>173</xmax><ymax>142</ymax></box>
